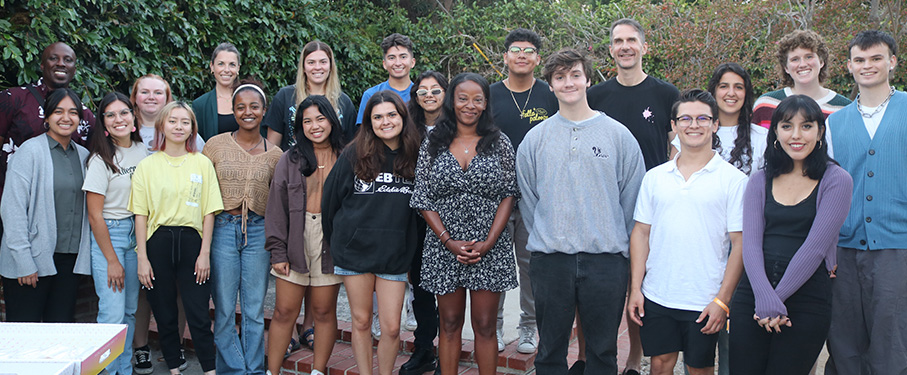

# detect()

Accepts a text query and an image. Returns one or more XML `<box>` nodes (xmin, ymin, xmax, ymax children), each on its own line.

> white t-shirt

<box><xmin>634</xmin><ymin>151</ymin><xmax>747</xmax><ymax>311</ymax></box>
<box><xmin>139</xmin><ymin>126</ymin><xmax>206</xmax><ymax>152</ymax></box>
<box><xmin>671</xmin><ymin>124</ymin><xmax>767</xmax><ymax>175</ymax></box>
<box><xmin>82</xmin><ymin>142</ymin><xmax>150</xmax><ymax>219</ymax></box>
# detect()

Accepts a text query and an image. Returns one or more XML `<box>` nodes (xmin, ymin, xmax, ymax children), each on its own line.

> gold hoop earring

<box><xmin>816</xmin><ymin>139</ymin><xmax>823</xmax><ymax>149</ymax></box>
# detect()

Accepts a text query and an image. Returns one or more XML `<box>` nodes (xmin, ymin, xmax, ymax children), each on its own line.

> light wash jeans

<box><xmin>90</xmin><ymin>217</ymin><xmax>139</xmax><ymax>375</ymax></box>
<box><xmin>211</xmin><ymin>212</ymin><xmax>270</xmax><ymax>375</ymax></box>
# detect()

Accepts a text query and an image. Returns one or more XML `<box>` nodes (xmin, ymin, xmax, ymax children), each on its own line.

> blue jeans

<box><xmin>211</xmin><ymin>212</ymin><xmax>270</xmax><ymax>375</ymax></box>
<box><xmin>90</xmin><ymin>217</ymin><xmax>139</xmax><ymax>375</ymax></box>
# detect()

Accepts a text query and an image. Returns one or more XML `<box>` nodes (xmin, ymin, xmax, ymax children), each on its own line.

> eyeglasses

<box><xmin>675</xmin><ymin>115</ymin><xmax>713</xmax><ymax>127</ymax></box>
<box><xmin>508</xmin><ymin>46</ymin><xmax>537</xmax><ymax>55</ymax></box>
<box><xmin>416</xmin><ymin>88</ymin><xmax>443</xmax><ymax>97</ymax></box>
<box><xmin>103</xmin><ymin>109</ymin><xmax>133</xmax><ymax>120</ymax></box>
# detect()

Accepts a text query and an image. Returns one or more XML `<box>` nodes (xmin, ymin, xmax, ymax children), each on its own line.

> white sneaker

<box><xmin>497</xmin><ymin>327</ymin><xmax>505</xmax><ymax>352</ymax></box>
<box><xmin>371</xmin><ymin>311</ymin><xmax>382</xmax><ymax>340</ymax></box>
<box><xmin>404</xmin><ymin>302</ymin><xmax>418</xmax><ymax>331</ymax></box>
<box><xmin>311</xmin><ymin>369</ymin><xmax>325</xmax><ymax>375</ymax></box>
<box><xmin>516</xmin><ymin>326</ymin><xmax>537</xmax><ymax>354</ymax></box>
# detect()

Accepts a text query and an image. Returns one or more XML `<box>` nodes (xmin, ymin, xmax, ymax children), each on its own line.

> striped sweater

<box><xmin>752</xmin><ymin>87</ymin><xmax>851</xmax><ymax>128</ymax></box>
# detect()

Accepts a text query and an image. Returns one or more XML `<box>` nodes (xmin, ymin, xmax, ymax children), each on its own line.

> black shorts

<box><xmin>639</xmin><ymin>298</ymin><xmax>719</xmax><ymax>368</ymax></box>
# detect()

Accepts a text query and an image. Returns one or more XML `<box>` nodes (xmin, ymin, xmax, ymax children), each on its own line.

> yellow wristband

<box><xmin>713</xmin><ymin>297</ymin><xmax>730</xmax><ymax>316</ymax></box>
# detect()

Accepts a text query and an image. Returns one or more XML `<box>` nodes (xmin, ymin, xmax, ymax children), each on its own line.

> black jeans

<box><xmin>531</xmin><ymin>252</ymin><xmax>628</xmax><ymax>375</ymax></box>
<box><xmin>411</xmin><ymin>222</ymin><xmax>439</xmax><ymax>349</ymax></box>
<box><xmin>145</xmin><ymin>226</ymin><xmax>215</xmax><ymax>372</ymax></box>
<box><xmin>729</xmin><ymin>261</ymin><xmax>830</xmax><ymax>375</ymax></box>
<box><xmin>2</xmin><ymin>253</ymin><xmax>79</xmax><ymax>322</ymax></box>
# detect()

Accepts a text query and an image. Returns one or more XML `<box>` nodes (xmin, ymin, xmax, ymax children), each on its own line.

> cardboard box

<box><xmin>0</xmin><ymin>323</ymin><xmax>127</xmax><ymax>375</ymax></box>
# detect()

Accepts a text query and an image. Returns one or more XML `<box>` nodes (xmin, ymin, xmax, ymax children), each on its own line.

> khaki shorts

<box><xmin>271</xmin><ymin>212</ymin><xmax>342</xmax><ymax>287</ymax></box>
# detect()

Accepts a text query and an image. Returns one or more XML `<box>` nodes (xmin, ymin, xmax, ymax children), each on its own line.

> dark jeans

<box><xmin>729</xmin><ymin>261</ymin><xmax>830</xmax><ymax>375</ymax></box>
<box><xmin>410</xmin><ymin>231</ymin><xmax>439</xmax><ymax>349</ymax></box>
<box><xmin>145</xmin><ymin>226</ymin><xmax>215</xmax><ymax>372</ymax></box>
<box><xmin>531</xmin><ymin>252</ymin><xmax>628</xmax><ymax>375</ymax></box>
<box><xmin>2</xmin><ymin>253</ymin><xmax>79</xmax><ymax>322</ymax></box>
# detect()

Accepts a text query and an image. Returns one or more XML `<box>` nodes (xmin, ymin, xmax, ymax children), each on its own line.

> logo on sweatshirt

<box><xmin>354</xmin><ymin>178</ymin><xmax>375</xmax><ymax>194</ymax></box>
<box><xmin>591</xmin><ymin>146</ymin><xmax>610</xmax><ymax>159</ymax></box>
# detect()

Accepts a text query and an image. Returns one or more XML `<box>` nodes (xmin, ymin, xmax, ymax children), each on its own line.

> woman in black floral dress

<box><xmin>410</xmin><ymin>73</ymin><xmax>519</xmax><ymax>375</ymax></box>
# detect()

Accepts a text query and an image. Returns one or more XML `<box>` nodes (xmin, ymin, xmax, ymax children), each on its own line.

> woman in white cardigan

<box><xmin>0</xmin><ymin>88</ymin><xmax>91</xmax><ymax>322</ymax></box>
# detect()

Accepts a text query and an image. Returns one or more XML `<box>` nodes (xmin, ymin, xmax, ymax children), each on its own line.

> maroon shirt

<box><xmin>0</xmin><ymin>78</ymin><xmax>95</xmax><ymax>197</ymax></box>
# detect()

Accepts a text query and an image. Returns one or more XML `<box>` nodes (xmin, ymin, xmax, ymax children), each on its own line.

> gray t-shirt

<box><xmin>82</xmin><ymin>142</ymin><xmax>149</xmax><ymax>219</ymax></box>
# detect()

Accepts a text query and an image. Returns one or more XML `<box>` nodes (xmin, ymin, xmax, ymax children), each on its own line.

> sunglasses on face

<box><xmin>416</xmin><ymin>88</ymin><xmax>444</xmax><ymax>97</ymax></box>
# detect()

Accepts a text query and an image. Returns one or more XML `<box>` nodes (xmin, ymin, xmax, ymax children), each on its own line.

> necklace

<box><xmin>164</xmin><ymin>154</ymin><xmax>189</xmax><ymax>168</ymax></box>
<box><xmin>453</xmin><ymin>137</ymin><xmax>477</xmax><ymax>154</ymax></box>
<box><xmin>233</xmin><ymin>131</ymin><xmax>263</xmax><ymax>152</ymax></box>
<box><xmin>506</xmin><ymin>78</ymin><xmax>534</xmax><ymax>118</ymax></box>
<box><xmin>856</xmin><ymin>87</ymin><xmax>896</xmax><ymax>118</ymax></box>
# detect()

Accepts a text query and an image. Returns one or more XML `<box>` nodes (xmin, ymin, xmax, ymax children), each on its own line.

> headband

<box><xmin>232</xmin><ymin>84</ymin><xmax>267</xmax><ymax>105</ymax></box>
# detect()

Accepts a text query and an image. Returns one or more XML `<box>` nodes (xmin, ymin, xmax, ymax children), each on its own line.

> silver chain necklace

<box><xmin>856</xmin><ymin>87</ymin><xmax>895</xmax><ymax>119</ymax></box>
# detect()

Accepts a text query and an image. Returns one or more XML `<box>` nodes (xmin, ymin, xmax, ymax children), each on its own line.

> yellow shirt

<box><xmin>128</xmin><ymin>152</ymin><xmax>224</xmax><ymax>239</ymax></box>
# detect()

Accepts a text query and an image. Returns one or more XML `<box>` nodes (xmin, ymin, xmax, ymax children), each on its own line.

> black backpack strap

<box><xmin>26</xmin><ymin>85</ymin><xmax>45</xmax><ymax>110</ymax></box>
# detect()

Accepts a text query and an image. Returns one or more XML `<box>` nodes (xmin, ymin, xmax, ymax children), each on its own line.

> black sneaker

<box><xmin>399</xmin><ymin>346</ymin><xmax>438</xmax><ymax>375</ymax></box>
<box><xmin>133</xmin><ymin>345</ymin><xmax>153</xmax><ymax>374</ymax></box>
<box><xmin>178</xmin><ymin>348</ymin><xmax>188</xmax><ymax>371</ymax></box>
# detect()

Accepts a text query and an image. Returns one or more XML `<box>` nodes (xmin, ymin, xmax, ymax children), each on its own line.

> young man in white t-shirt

<box><xmin>627</xmin><ymin>89</ymin><xmax>746</xmax><ymax>375</ymax></box>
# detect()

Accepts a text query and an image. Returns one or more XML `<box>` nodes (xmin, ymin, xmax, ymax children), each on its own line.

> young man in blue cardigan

<box><xmin>825</xmin><ymin>30</ymin><xmax>907</xmax><ymax>375</ymax></box>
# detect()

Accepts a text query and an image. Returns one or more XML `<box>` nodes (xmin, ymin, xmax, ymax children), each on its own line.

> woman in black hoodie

<box><xmin>322</xmin><ymin>90</ymin><xmax>422</xmax><ymax>375</ymax></box>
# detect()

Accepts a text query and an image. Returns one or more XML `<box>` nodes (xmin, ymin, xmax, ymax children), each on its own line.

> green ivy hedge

<box><xmin>2</xmin><ymin>0</ymin><xmax>904</xmax><ymax>111</ymax></box>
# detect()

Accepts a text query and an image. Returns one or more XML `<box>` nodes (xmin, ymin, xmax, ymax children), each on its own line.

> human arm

<box><xmin>135</xmin><ymin>214</ymin><xmax>154</xmax><ymax>289</ymax></box>
<box><xmin>698</xmin><ymin>231</ymin><xmax>742</xmax><ymax>334</ymax></box>
<box><xmin>465</xmin><ymin>136</ymin><xmax>518</xmax><ymax>260</ymax></box>
<box><xmin>515</xmin><ymin>138</ymin><xmax>538</xmax><ymax>232</ymax></box>
<box><xmin>773</xmin><ymin>167</ymin><xmax>853</xmax><ymax>301</ymax></box>
<box><xmin>265</xmin><ymin>155</ymin><xmax>293</xmax><ymax>276</ymax></box>
<box><xmin>462</xmin><ymin>196</ymin><xmax>514</xmax><ymax>262</ymax></box>
<box><xmin>627</xmin><ymin>221</ymin><xmax>651</xmax><ymax>326</ymax></box>
<box><xmin>740</xmin><ymin>171</ymin><xmax>787</xmax><ymax>318</ymax></box>
<box><xmin>86</xmin><ymin>192</ymin><xmax>124</xmax><ymax>291</ymax></box>
<box><xmin>195</xmin><ymin>213</ymin><xmax>213</xmax><ymax>284</ymax></box>
<box><xmin>1</xmin><ymin>144</ymin><xmax>39</xmax><ymax>283</ymax></box>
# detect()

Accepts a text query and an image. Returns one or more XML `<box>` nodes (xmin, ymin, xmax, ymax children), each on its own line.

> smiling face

<box><xmin>775</xmin><ymin>111</ymin><xmax>820</xmax><ymax>166</ymax></box>
<box><xmin>304</xmin><ymin>49</ymin><xmax>331</xmax><ymax>87</ymax></box>
<box><xmin>713</xmin><ymin>72</ymin><xmax>746</xmax><ymax>120</ymax></box>
<box><xmin>370</xmin><ymin>101</ymin><xmax>403</xmax><ymax>148</ymax></box>
<box><xmin>784</xmin><ymin>47</ymin><xmax>824</xmax><ymax>87</ymax></box>
<box><xmin>848</xmin><ymin>43</ymin><xmax>897</xmax><ymax>90</ymax></box>
<box><xmin>40</xmin><ymin>43</ymin><xmax>76</xmax><ymax>89</ymax></box>
<box><xmin>672</xmin><ymin>101</ymin><xmax>718</xmax><ymax>151</ymax></box>
<box><xmin>233</xmin><ymin>90</ymin><xmax>265</xmax><ymax>132</ymax></box>
<box><xmin>134</xmin><ymin>78</ymin><xmax>169</xmax><ymax>120</ymax></box>
<box><xmin>301</xmin><ymin>105</ymin><xmax>333</xmax><ymax>145</ymax></box>
<box><xmin>210</xmin><ymin>51</ymin><xmax>240</xmax><ymax>88</ymax></box>
<box><xmin>453</xmin><ymin>80</ymin><xmax>487</xmax><ymax>127</ymax></box>
<box><xmin>102</xmin><ymin>100</ymin><xmax>135</xmax><ymax>145</ymax></box>
<box><xmin>382</xmin><ymin>46</ymin><xmax>415</xmax><ymax>80</ymax></box>
<box><xmin>548</xmin><ymin>62</ymin><xmax>590</xmax><ymax>106</ymax></box>
<box><xmin>163</xmin><ymin>107</ymin><xmax>193</xmax><ymax>146</ymax></box>
<box><xmin>504</xmin><ymin>41</ymin><xmax>541</xmax><ymax>76</ymax></box>
<box><xmin>416</xmin><ymin>77</ymin><xmax>444</xmax><ymax>114</ymax></box>
<box><xmin>47</xmin><ymin>96</ymin><xmax>80</xmax><ymax>143</ymax></box>
<box><xmin>609</xmin><ymin>24</ymin><xmax>647</xmax><ymax>72</ymax></box>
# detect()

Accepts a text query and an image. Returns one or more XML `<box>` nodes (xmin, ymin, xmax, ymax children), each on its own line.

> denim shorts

<box><xmin>333</xmin><ymin>266</ymin><xmax>407</xmax><ymax>282</ymax></box>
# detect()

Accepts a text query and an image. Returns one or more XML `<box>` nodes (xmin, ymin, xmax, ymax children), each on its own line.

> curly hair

<box><xmin>776</xmin><ymin>30</ymin><xmax>829</xmax><ymax>87</ymax></box>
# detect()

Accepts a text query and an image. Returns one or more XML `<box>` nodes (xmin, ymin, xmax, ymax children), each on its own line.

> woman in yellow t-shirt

<box><xmin>129</xmin><ymin>101</ymin><xmax>223</xmax><ymax>375</ymax></box>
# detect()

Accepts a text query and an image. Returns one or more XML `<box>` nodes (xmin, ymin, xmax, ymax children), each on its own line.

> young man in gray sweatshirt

<box><xmin>516</xmin><ymin>49</ymin><xmax>645</xmax><ymax>375</ymax></box>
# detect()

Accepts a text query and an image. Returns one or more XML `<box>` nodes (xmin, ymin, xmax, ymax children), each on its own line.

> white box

<box><xmin>0</xmin><ymin>323</ymin><xmax>127</xmax><ymax>375</ymax></box>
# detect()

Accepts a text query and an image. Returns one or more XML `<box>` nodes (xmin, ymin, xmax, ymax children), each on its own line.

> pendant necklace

<box><xmin>507</xmin><ymin>78</ymin><xmax>534</xmax><ymax>118</ymax></box>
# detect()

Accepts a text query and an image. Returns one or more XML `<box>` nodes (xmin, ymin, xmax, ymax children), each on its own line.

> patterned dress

<box><xmin>410</xmin><ymin>134</ymin><xmax>520</xmax><ymax>295</ymax></box>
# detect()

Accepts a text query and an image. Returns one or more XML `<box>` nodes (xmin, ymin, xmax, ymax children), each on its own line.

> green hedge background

<box><xmin>1</xmin><ymin>0</ymin><xmax>905</xmax><ymax>110</ymax></box>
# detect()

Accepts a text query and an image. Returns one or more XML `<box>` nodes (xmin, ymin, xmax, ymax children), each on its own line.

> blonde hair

<box><xmin>294</xmin><ymin>41</ymin><xmax>342</xmax><ymax>110</ymax></box>
<box><xmin>151</xmin><ymin>101</ymin><xmax>200</xmax><ymax>153</ymax></box>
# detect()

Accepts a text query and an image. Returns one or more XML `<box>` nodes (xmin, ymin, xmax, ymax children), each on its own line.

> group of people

<box><xmin>0</xmin><ymin>16</ymin><xmax>903</xmax><ymax>375</ymax></box>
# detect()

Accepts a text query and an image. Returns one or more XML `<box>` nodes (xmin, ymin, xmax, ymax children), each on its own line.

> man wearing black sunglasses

<box><xmin>488</xmin><ymin>27</ymin><xmax>559</xmax><ymax>356</ymax></box>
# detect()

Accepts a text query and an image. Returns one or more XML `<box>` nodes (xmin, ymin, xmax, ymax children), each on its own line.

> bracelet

<box><xmin>437</xmin><ymin>230</ymin><xmax>448</xmax><ymax>239</ymax></box>
<box><xmin>713</xmin><ymin>297</ymin><xmax>730</xmax><ymax>316</ymax></box>
<box><xmin>443</xmin><ymin>237</ymin><xmax>452</xmax><ymax>246</ymax></box>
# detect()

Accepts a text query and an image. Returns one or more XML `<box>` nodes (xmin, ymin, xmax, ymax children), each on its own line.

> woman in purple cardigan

<box><xmin>729</xmin><ymin>95</ymin><xmax>852</xmax><ymax>375</ymax></box>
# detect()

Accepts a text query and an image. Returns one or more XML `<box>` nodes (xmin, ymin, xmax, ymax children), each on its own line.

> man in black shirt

<box><xmin>585</xmin><ymin>18</ymin><xmax>679</xmax><ymax>375</ymax></box>
<box><xmin>488</xmin><ymin>28</ymin><xmax>558</xmax><ymax>355</ymax></box>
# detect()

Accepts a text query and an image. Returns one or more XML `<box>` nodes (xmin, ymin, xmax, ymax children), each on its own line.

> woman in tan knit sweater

<box><xmin>202</xmin><ymin>80</ymin><xmax>283</xmax><ymax>374</ymax></box>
